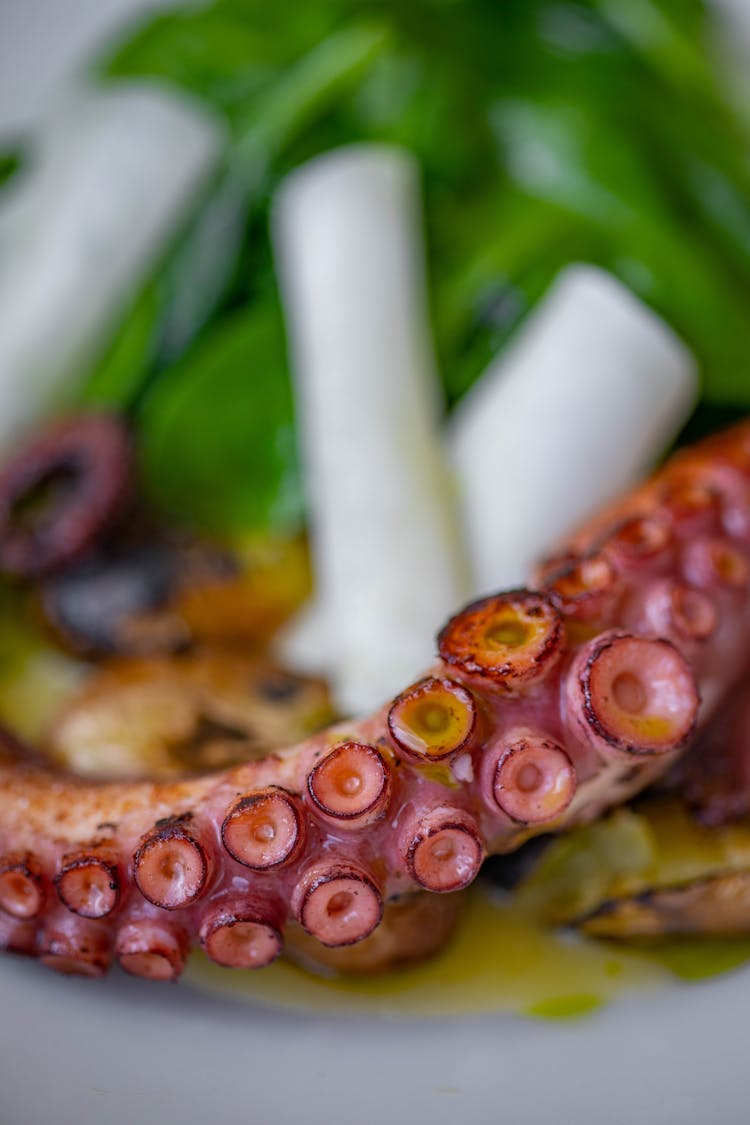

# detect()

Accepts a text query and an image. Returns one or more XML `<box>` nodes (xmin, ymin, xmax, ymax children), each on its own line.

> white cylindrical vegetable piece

<box><xmin>448</xmin><ymin>264</ymin><xmax>698</xmax><ymax>594</ymax></box>
<box><xmin>275</xmin><ymin>596</ymin><xmax>331</xmax><ymax>676</ymax></box>
<box><xmin>0</xmin><ymin>83</ymin><xmax>222</xmax><ymax>453</ymax></box>
<box><xmin>273</xmin><ymin>144</ymin><xmax>468</xmax><ymax>714</ymax></box>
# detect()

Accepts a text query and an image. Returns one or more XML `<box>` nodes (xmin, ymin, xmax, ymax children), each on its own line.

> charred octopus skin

<box><xmin>2</xmin><ymin>420</ymin><xmax>750</xmax><ymax>978</ymax></box>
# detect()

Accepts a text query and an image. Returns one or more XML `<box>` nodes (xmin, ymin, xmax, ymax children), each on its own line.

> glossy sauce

<box><xmin>185</xmin><ymin>885</ymin><xmax>750</xmax><ymax>1018</ymax></box>
<box><xmin>180</xmin><ymin>885</ymin><xmax>682</xmax><ymax>1017</ymax></box>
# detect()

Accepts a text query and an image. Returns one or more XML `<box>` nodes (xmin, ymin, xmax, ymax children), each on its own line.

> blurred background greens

<box><xmin>4</xmin><ymin>0</ymin><xmax>750</xmax><ymax>540</ymax></box>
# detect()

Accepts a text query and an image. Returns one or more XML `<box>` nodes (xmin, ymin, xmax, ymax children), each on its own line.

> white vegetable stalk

<box><xmin>0</xmin><ymin>83</ymin><xmax>222</xmax><ymax>453</ymax></box>
<box><xmin>449</xmin><ymin>264</ymin><xmax>698</xmax><ymax>594</ymax></box>
<box><xmin>273</xmin><ymin>144</ymin><xmax>468</xmax><ymax>715</ymax></box>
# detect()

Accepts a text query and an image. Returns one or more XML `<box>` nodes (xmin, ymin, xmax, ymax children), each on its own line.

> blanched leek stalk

<box><xmin>273</xmin><ymin>145</ymin><xmax>468</xmax><ymax>714</ymax></box>
<box><xmin>448</xmin><ymin>265</ymin><xmax>698</xmax><ymax>593</ymax></box>
<box><xmin>0</xmin><ymin>84</ymin><xmax>221</xmax><ymax>452</ymax></box>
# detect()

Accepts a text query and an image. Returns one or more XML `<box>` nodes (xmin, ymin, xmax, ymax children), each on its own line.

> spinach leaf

<box><xmin>0</xmin><ymin>151</ymin><xmax>21</xmax><ymax>186</ymax></box>
<box><xmin>139</xmin><ymin>302</ymin><xmax>303</xmax><ymax>537</ymax></box>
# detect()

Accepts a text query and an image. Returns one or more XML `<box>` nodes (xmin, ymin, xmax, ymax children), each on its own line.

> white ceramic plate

<box><xmin>1</xmin><ymin>954</ymin><xmax>749</xmax><ymax>1124</ymax></box>
<box><xmin>2</xmin><ymin>5</ymin><xmax>750</xmax><ymax>1124</ymax></box>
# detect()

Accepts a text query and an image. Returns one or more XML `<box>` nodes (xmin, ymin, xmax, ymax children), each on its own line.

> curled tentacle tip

<box><xmin>569</xmin><ymin>631</ymin><xmax>699</xmax><ymax>758</ymax></box>
<box><xmin>438</xmin><ymin>590</ymin><xmax>562</xmax><ymax>691</ymax></box>
<box><xmin>307</xmin><ymin>741</ymin><xmax>391</xmax><ymax>825</ymax></box>
<box><xmin>387</xmin><ymin>677</ymin><xmax>476</xmax><ymax>762</ymax></box>
<box><xmin>0</xmin><ymin>413</ymin><xmax>133</xmax><ymax>579</ymax></box>
<box><xmin>222</xmin><ymin>788</ymin><xmax>303</xmax><ymax>870</ymax></box>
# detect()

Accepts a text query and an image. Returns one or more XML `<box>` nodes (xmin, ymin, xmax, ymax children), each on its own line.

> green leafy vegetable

<box><xmin>81</xmin><ymin>19</ymin><xmax>391</xmax><ymax>419</ymax></box>
<box><xmin>140</xmin><ymin>302</ymin><xmax>302</xmax><ymax>537</ymax></box>
<box><xmin>83</xmin><ymin>0</ymin><xmax>750</xmax><ymax>538</ymax></box>
<box><xmin>0</xmin><ymin>150</ymin><xmax>21</xmax><ymax>186</ymax></box>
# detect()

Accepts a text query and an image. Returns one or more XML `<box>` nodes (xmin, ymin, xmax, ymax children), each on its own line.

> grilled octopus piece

<box><xmin>1</xmin><ymin>419</ymin><xmax>750</xmax><ymax>979</ymax></box>
<box><xmin>42</xmin><ymin>650</ymin><xmax>460</xmax><ymax>975</ymax></box>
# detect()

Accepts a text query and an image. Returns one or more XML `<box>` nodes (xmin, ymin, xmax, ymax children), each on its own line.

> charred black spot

<box><xmin>154</xmin><ymin>812</ymin><xmax>193</xmax><ymax>831</ymax></box>
<box><xmin>169</xmin><ymin>713</ymin><xmax>258</xmax><ymax>772</ymax></box>
<box><xmin>481</xmin><ymin>835</ymin><xmax>553</xmax><ymax>891</ymax></box>
<box><xmin>40</xmin><ymin>543</ymin><xmax>180</xmax><ymax>657</ymax></box>
<box><xmin>256</xmin><ymin>675</ymin><xmax>302</xmax><ymax>703</ymax></box>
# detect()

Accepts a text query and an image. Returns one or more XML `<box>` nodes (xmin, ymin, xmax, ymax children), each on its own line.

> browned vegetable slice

<box><xmin>580</xmin><ymin>872</ymin><xmax>750</xmax><ymax>939</ymax></box>
<box><xmin>47</xmin><ymin>649</ymin><xmax>333</xmax><ymax>780</ymax></box>
<box><xmin>511</xmin><ymin>797</ymin><xmax>750</xmax><ymax>941</ymax></box>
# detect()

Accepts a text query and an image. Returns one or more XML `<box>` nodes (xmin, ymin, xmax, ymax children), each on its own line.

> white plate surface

<box><xmin>2</xmin><ymin>4</ymin><xmax>749</xmax><ymax>1125</ymax></box>
<box><xmin>1</xmin><ymin>955</ymin><xmax>749</xmax><ymax>1125</ymax></box>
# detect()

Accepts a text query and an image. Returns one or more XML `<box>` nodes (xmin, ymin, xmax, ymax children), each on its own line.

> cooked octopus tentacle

<box><xmin>674</xmin><ymin>678</ymin><xmax>750</xmax><ymax>827</ymax></box>
<box><xmin>2</xmin><ymin>420</ymin><xmax>750</xmax><ymax>977</ymax></box>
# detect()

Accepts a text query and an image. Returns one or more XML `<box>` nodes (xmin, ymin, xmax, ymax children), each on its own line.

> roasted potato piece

<box><xmin>47</xmin><ymin>649</ymin><xmax>333</xmax><ymax>780</ymax></box>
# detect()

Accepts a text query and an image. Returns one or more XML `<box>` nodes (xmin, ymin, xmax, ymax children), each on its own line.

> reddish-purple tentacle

<box><xmin>2</xmin><ymin>420</ymin><xmax>750</xmax><ymax>977</ymax></box>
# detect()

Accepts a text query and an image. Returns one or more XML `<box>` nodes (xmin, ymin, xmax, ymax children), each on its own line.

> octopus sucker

<box><xmin>387</xmin><ymin>678</ymin><xmax>477</xmax><ymax>762</ymax></box>
<box><xmin>485</xmin><ymin>730</ymin><xmax>576</xmax><ymax>824</ymax></box>
<box><xmin>0</xmin><ymin>855</ymin><xmax>45</xmax><ymax>919</ymax></box>
<box><xmin>0</xmin><ymin>912</ymin><xmax>37</xmax><ymax>957</ymax></box>
<box><xmin>1</xmin><ymin>420</ymin><xmax>750</xmax><ymax>976</ymax></box>
<box><xmin>38</xmin><ymin>907</ymin><xmax>113</xmax><ymax>978</ymax></box>
<box><xmin>55</xmin><ymin>850</ymin><xmax>120</xmax><ymax>919</ymax></box>
<box><xmin>436</xmin><ymin>590</ymin><xmax>563</xmax><ymax>691</ymax></box>
<box><xmin>199</xmin><ymin>895</ymin><xmax>284</xmax><ymax>969</ymax></box>
<box><xmin>292</xmin><ymin>863</ymin><xmax>383</xmax><ymax>947</ymax></box>
<box><xmin>133</xmin><ymin>818</ymin><xmax>211</xmax><ymax>910</ymax></box>
<box><xmin>221</xmin><ymin>788</ymin><xmax>304</xmax><ymax>869</ymax></box>
<box><xmin>116</xmin><ymin>911</ymin><xmax>190</xmax><ymax>981</ymax></box>
<box><xmin>642</xmin><ymin>580</ymin><xmax>718</xmax><ymax>643</ymax></box>
<box><xmin>306</xmin><ymin>742</ymin><xmax>391</xmax><ymax>826</ymax></box>
<box><xmin>403</xmin><ymin>807</ymin><xmax>485</xmax><ymax>893</ymax></box>
<box><xmin>567</xmin><ymin>632</ymin><xmax>700</xmax><ymax>760</ymax></box>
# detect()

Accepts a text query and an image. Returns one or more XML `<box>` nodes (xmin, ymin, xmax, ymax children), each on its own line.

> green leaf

<box><xmin>0</xmin><ymin>150</ymin><xmax>21</xmax><ymax>186</ymax></box>
<box><xmin>140</xmin><ymin>303</ymin><xmax>303</xmax><ymax>537</ymax></box>
<box><xmin>96</xmin><ymin>0</ymin><xmax>750</xmax><ymax>422</ymax></box>
<box><xmin>78</xmin><ymin>283</ymin><xmax>162</xmax><ymax>410</ymax></box>
<box><xmin>153</xmin><ymin>20</ymin><xmax>392</xmax><ymax>365</ymax></box>
<box><xmin>102</xmin><ymin>8</ymin><xmax>278</xmax><ymax>110</ymax></box>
